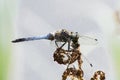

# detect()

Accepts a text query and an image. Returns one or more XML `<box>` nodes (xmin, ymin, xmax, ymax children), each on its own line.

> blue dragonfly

<box><xmin>12</xmin><ymin>29</ymin><xmax>98</xmax><ymax>50</ymax></box>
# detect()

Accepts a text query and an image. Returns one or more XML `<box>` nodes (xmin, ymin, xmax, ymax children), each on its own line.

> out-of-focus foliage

<box><xmin>0</xmin><ymin>0</ymin><xmax>16</xmax><ymax>80</ymax></box>
<box><xmin>111</xmin><ymin>38</ymin><xmax>120</xmax><ymax>80</ymax></box>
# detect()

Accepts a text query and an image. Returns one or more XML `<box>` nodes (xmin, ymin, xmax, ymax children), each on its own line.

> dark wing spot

<box><xmin>95</xmin><ymin>39</ymin><xmax>98</xmax><ymax>41</ymax></box>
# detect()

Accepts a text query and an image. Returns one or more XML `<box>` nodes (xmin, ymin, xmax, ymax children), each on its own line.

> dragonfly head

<box><xmin>70</xmin><ymin>32</ymin><xmax>79</xmax><ymax>40</ymax></box>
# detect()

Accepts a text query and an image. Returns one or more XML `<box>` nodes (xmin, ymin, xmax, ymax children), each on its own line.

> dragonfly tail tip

<box><xmin>11</xmin><ymin>38</ymin><xmax>26</xmax><ymax>43</ymax></box>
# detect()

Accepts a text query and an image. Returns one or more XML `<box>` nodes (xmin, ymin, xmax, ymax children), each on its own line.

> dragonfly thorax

<box><xmin>54</xmin><ymin>29</ymin><xmax>70</xmax><ymax>42</ymax></box>
<box><xmin>54</xmin><ymin>29</ymin><xmax>79</xmax><ymax>43</ymax></box>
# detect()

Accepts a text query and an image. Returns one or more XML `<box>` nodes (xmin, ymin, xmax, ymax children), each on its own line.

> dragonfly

<box><xmin>12</xmin><ymin>29</ymin><xmax>98</xmax><ymax>49</ymax></box>
<box><xmin>12</xmin><ymin>29</ymin><xmax>99</xmax><ymax>80</ymax></box>
<box><xmin>12</xmin><ymin>29</ymin><xmax>98</xmax><ymax>65</ymax></box>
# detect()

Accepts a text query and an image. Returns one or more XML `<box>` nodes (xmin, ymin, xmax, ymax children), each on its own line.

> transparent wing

<box><xmin>79</xmin><ymin>35</ymin><xmax>98</xmax><ymax>45</ymax></box>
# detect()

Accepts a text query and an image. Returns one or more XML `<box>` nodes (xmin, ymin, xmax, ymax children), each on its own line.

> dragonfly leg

<box><xmin>60</xmin><ymin>42</ymin><xmax>67</xmax><ymax>48</ymax></box>
<box><xmin>55</xmin><ymin>41</ymin><xmax>67</xmax><ymax>48</ymax></box>
<box><xmin>68</xmin><ymin>41</ymin><xmax>70</xmax><ymax>51</ymax></box>
<box><xmin>55</xmin><ymin>41</ymin><xmax>59</xmax><ymax>48</ymax></box>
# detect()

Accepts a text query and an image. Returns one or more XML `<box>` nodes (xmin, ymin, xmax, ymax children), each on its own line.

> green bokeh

<box><xmin>0</xmin><ymin>0</ymin><xmax>16</xmax><ymax>80</ymax></box>
<box><xmin>111</xmin><ymin>38</ymin><xmax>120</xmax><ymax>80</ymax></box>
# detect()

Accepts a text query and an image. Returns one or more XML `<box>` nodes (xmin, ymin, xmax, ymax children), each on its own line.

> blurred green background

<box><xmin>0</xmin><ymin>0</ymin><xmax>16</xmax><ymax>80</ymax></box>
<box><xmin>112</xmin><ymin>38</ymin><xmax>120</xmax><ymax>80</ymax></box>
